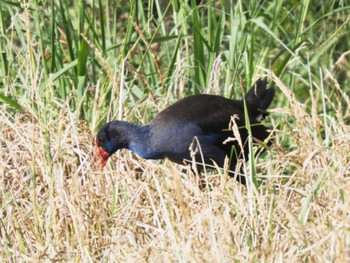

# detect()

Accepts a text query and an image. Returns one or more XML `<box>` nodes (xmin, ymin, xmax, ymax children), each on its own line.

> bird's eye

<box><xmin>97</xmin><ymin>137</ymin><xmax>104</xmax><ymax>146</ymax></box>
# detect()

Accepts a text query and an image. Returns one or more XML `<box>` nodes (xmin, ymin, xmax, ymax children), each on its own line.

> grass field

<box><xmin>1</xmin><ymin>0</ymin><xmax>350</xmax><ymax>261</ymax></box>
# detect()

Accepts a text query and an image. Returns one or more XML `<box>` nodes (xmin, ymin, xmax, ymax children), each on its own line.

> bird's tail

<box><xmin>245</xmin><ymin>79</ymin><xmax>275</xmax><ymax>111</ymax></box>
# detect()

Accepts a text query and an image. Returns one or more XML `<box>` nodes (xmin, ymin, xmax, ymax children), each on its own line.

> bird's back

<box><xmin>152</xmin><ymin>94</ymin><xmax>245</xmax><ymax>131</ymax></box>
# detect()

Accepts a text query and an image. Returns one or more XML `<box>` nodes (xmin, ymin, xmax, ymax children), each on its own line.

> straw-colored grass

<box><xmin>1</xmin><ymin>69</ymin><xmax>350</xmax><ymax>261</ymax></box>
<box><xmin>1</xmin><ymin>1</ymin><xmax>350</xmax><ymax>262</ymax></box>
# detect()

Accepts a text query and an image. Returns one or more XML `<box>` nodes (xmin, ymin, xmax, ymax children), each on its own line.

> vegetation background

<box><xmin>1</xmin><ymin>0</ymin><xmax>350</xmax><ymax>261</ymax></box>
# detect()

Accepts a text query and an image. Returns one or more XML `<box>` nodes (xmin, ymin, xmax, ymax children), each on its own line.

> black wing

<box><xmin>152</xmin><ymin>94</ymin><xmax>246</xmax><ymax>133</ymax></box>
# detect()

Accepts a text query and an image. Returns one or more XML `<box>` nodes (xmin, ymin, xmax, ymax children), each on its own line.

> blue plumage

<box><xmin>95</xmin><ymin>79</ymin><xmax>275</xmax><ymax>184</ymax></box>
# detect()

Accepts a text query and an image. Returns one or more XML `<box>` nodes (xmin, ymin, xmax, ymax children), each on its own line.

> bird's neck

<box><xmin>125</xmin><ymin>123</ymin><xmax>160</xmax><ymax>159</ymax></box>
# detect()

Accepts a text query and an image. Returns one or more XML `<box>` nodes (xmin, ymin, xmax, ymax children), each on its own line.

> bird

<box><xmin>94</xmin><ymin>79</ymin><xmax>275</xmax><ymax>184</ymax></box>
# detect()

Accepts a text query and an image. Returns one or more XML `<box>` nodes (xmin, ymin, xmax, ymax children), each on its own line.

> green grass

<box><xmin>1</xmin><ymin>0</ymin><xmax>350</xmax><ymax>261</ymax></box>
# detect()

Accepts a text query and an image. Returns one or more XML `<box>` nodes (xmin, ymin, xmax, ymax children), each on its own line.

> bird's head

<box><xmin>94</xmin><ymin>121</ymin><xmax>129</xmax><ymax>168</ymax></box>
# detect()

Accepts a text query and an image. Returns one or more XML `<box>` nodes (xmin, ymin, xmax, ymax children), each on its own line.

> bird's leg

<box><xmin>189</xmin><ymin>166</ymin><xmax>208</xmax><ymax>191</ymax></box>
<box><xmin>197</xmin><ymin>169</ymin><xmax>208</xmax><ymax>191</ymax></box>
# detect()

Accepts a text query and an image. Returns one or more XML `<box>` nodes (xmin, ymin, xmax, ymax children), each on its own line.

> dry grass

<box><xmin>1</xmin><ymin>1</ymin><xmax>350</xmax><ymax>261</ymax></box>
<box><xmin>1</xmin><ymin>72</ymin><xmax>350</xmax><ymax>262</ymax></box>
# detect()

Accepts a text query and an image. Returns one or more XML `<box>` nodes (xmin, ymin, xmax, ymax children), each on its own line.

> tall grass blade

<box><xmin>0</xmin><ymin>92</ymin><xmax>21</xmax><ymax>110</ymax></box>
<box><xmin>191</xmin><ymin>0</ymin><xmax>206</xmax><ymax>90</ymax></box>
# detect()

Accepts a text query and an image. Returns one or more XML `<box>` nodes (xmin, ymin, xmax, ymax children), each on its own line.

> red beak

<box><xmin>94</xmin><ymin>146</ymin><xmax>110</xmax><ymax>168</ymax></box>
